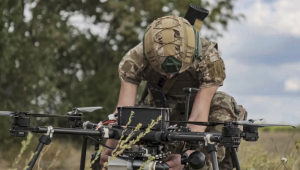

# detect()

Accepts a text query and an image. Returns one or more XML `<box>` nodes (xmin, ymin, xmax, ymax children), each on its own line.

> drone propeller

<box><xmin>167</xmin><ymin>119</ymin><xmax>295</xmax><ymax>128</ymax></box>
<box><xmin>0</xmin><ymin>111</ymin><xmax>83</xmax><ymax>118</ymax></box>
<box><xmin>235</xmin><ymin>122</ymin><xmax>295</xmax><ymax>128</ymax></box>
<box><xmin>0</xmin><ymin>111</ymin><xmax>15</xmax><ymax>116</ymax></box>
<box><xmin>166</xmin><ymin>121</ymin><xmax>224</xmax><ymax>126</ymax></box>
<box><xmin>26</xmin><ymin>113</ymin><xmax>83</xmax><ymax>118</ymax></box>
<box><xmin>236</xmin><ymin>118</ymin><xmax>264</xmax><ymax>124</ymax></box>
<box><xmin>76</xmin><ymin>106</ymin><xmax>103</xmax><ymax>112</ymax></box>
<box><xmin>69</xmin><ymin>106</ymin><xmax>104</xmax><ymax>114</ymax></box>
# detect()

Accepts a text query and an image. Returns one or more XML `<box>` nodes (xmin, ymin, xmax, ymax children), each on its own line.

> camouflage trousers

<box><xmin>167</xmin><ymin>91</ymin><xmax>248</xmax><ymax>170</ymax></box>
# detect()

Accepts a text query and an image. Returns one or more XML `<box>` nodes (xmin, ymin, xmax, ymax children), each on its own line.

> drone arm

<box><xmin>30</xmin><ymin>127</ymin><xmax>102</xmax><ymax>136</ymax></box>
<box><xmin>104</xmin><ymin>127</ymin><xmax>165</xmax><ymax>142</ymax></box>
<box><xmin>168</xmin><ymin>132</ymin><xmax>221</xmax><ymax>142</ymax></box>
<box><xmin>104</xmin><ymin>127</ymin><xmax>222</xmax><ymax>143</ymax></box>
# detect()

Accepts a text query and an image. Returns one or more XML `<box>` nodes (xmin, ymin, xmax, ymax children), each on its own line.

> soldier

<box><xmin>100</xmin><ymin>16</ymin><xmax>247</xmax><ymax>170</ymax></box>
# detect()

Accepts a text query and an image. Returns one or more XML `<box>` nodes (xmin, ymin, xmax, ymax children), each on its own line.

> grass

<box><xmin>1</xmin><ymin>131</ymin><xmax>299</xmax><ymax>170</ymax></box>
<box><xmin>238</xmin><ymin>132</ymin><xmax>300</xmax><ymax>170</ymax></box>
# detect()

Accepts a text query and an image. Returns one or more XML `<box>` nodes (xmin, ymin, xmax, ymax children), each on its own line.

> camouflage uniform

<box><xmin>118</xmin><ymin>33</ymin><xmax>247</xmax><ymax>170</ymax></box>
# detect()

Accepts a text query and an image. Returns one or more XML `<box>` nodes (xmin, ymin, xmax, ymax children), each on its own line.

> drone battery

<box><xmin>117</xmin><ymin>107</ymin><xmax>170</xmax><ymax>130</ymax></box>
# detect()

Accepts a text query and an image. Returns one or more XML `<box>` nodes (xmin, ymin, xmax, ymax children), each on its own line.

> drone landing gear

<box><xmin>231</xmin><ymin>148</ymin><xmax>240</xmax><ymax>170</ymax></box>
<box><xmin>206</xmin><ymin>144</ymin><xmax>219</xmax><ymax>170</ymax></box>
<box><xmin>27</xmin><ymin>126</ymin><xmax>54</xmax><ymax>170</ymax></box>
<box><xmin>80</xmin><ymin>136</ymin><xmax>88</xmax><ymax>170</ymax></box>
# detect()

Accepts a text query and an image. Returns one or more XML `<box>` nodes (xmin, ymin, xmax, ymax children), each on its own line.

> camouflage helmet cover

<box><xmin>143</xmin><ymin>16</ymin><xmax>198</xmax><ymax>76</ymax></box>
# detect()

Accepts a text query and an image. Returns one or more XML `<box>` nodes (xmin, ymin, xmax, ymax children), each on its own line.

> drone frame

<box><xmin>4</xmin><ymin>89</ymin><xmax>295</xmax><ymax>170</ymax></box>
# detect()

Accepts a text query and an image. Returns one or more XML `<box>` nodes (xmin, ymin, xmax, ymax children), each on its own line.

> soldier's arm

<box><xmin>101</xmin><ymin>80</ymin><xmax>137</xmax><ymax>167</ymax></box>
<box><xmin>113</xmin><ymin>80</ymin><xmax>138</xmax><ymax>114</ymax></box>
<box><xmin>101</xmin><ymin>43</ymin><xmax>145</xmax><ymax>168</ymax></box>
<box><xmin>188</xmin><ymin>86</ymin><xmax>218</xmax><ymax>132</ymax></box>
<box><xmin>188</xmin><ymin>39</ymin><xmax>225</xmax><ymax>131</ymax></box>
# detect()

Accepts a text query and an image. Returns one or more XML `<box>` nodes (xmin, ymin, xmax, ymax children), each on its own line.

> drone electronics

<box><xmin>117</xmin><ymin>106</ymin><xmax>170</xmax><ymax>130</ymax></box>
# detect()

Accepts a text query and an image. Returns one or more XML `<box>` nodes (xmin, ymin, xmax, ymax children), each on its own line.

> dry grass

<box><xmin>0</xmin><ymin>136</ymin><xmax>95</xmax><ymax>170</ymax></box>
<box><xmin>0</xmin><ymin>132</ymin><xmax>299</xmax><ymax>170</ymax></box>
<box><xmin>238</xmin><ymin>132</ymin><xmax>300</xmax><ymax>170</ymax></box>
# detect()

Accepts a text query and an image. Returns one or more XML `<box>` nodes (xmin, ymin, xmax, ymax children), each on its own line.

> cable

<box><xmin>87</xmin><ymin>136</ymin><xmax>115</xmax><ymax>150</ymax></box>
<box><xmin>102</xmin><ymin>120</ymin><xmax>116</xmax><ymax>125</ymax></box>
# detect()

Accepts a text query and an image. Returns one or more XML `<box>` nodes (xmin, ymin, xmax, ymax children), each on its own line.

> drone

<box><xmin>0</xmin><ymin>89</ymin><xmax>295</xmax><ymax>170</ymax></box>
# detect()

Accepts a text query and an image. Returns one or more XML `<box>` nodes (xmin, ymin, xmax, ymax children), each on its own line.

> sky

<box><xmin>216</xmin><ymin>0</ymin><xmax>300</xmax><ymax>125</ymax></box>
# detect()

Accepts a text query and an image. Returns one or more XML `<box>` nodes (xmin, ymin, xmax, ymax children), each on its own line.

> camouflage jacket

<box><xmin>118</xmin><ymin>38</ymin><xmax>226</xmax><ymax>112</ymax></box>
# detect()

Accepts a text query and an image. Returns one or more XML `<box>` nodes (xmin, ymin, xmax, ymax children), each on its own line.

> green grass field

<box><xmin>1</xmin><ymin>131</ymin><xmax>299</xmax><ymax>170</ymax></box>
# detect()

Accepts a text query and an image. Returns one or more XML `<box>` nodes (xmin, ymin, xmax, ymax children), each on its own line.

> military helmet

<box><xmin>143</xmin><ymin>16</ymin><xmax>200</xmax><ymax>76</ymax></box>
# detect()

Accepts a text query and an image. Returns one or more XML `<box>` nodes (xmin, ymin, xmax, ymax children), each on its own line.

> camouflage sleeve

<box><xmin>197</xmin><ymin>39</ymin><xmax>226</xmax><ymax>88</ymax></box>
<box><xmin>118</xmin><ymin>42</ymin><xmax>147</xmax><ymax>85</ymax></box>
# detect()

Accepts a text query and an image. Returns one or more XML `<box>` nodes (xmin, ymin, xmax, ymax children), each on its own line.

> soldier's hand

<box><xmin>166</xmin><ymin>154</ymin><xmax>185</xmax><ymax>170</ymax></box>
<box><xmin>100</xmin><ymin>148</ymin><xmax>112</xmax><ymax>170</ymax></box>
<box><xmin>99</xmin><ymin>138</ymin><xmax>119</xmax><ymax>169</ymax></box>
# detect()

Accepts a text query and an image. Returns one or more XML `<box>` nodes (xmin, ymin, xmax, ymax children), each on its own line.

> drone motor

<box><xmin>67</xmin><ymin>113</ymin><xmax>83</xmax><ymax>128</ymax></box>
<box><xmin>9</xmin><ymin>116</ymin><xmax>30</xmax><ymax>137</ymax></box>
<box><xmin>13</xmin><ymin>116</ymin><xmax>30</xmax><ymax>127</ymax></box>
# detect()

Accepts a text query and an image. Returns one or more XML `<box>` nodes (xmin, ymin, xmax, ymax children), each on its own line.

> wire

<box><xmin>102</xmin><ymin>120</ymin><xmax>116</xmax><ymax>125</ymax></box>
<box><xmin>86</xmin><ymin>136</ymin><xmax>115</xmax><ymax>150</ymax></box>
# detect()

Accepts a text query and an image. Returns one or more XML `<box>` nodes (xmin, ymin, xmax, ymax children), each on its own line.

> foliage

<box><xmin>12</xmin><ymin>133</ymin><xmax>33</xmax><ymax>166</ymax></box>
<box><xmin>0</xmin><ymin>0</ymin><xmax>243</xmax><ymax>146</ymax></box>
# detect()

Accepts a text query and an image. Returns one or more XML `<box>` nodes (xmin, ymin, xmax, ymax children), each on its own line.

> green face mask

<box><xmin>161</xmin><ymin>56</ymin><xmax>182</xmax><ymax>75</ymax></box>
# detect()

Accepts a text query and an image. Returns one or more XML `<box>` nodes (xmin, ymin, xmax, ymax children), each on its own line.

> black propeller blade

<box><xmin>167</xmin><ymin>119</ymin><xmax>295</xmax><ymax>128</ymax></box>
<box><xmin>26</xmin><ymin>113</ymin><xmax>83</xmax><ymax>118</ymax></box>
<box><xmin>166</xmin><ymin>121</ymin><xmax>224</xmax><ymax>126</ymax></box>
<box><xmin>237</xmin><ymin>122</ymin><xmax>295</xmax><ymax>128</ymax></box>
<box><xmin>0</xmin><ymin>111</ymin><xmax>83</xmax><ymax>118</ymax></box>
<box><xmin>236</xmin><ymin>118</ymin><xmax>264</xmax><ymax>124</ymax></box>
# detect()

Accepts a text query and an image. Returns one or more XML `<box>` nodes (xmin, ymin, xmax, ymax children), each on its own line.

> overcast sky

<box><xmin>217</xmin><ymin>0</ymin><xmax>300</xmax><ymax>125</ymax></box>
